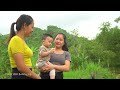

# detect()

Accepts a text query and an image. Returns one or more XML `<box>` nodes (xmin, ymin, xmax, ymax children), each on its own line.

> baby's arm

<box><xmin>40</xmin><ymin>48</ymin><xmax>55</xmax><ymax>58</ymax></box>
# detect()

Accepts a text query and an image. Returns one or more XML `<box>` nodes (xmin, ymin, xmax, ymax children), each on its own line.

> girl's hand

<box><xmin>40</xmin><ymin>65</ymin><xmax>48</xmax><ymax>72</ymax></box>
<box><xmin>42</xmin><ymin>62</ymin><xmax>54</xmax><ymax>72</ymax></box>
<box><xmin>46</xmin><ymin>62</ymin><xmax>54</xmax><ymax>70</ymax></box>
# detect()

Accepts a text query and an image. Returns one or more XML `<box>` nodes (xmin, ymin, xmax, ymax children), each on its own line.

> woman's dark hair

<box><xmin>6</xmin><ymin>14</ymin><xmax>33</xmax><ymax>44</ymax></box>
<box><xmin>55</xmin><ymin>33</ymin><xmax>68</xmax><ymax>51</ymax></box>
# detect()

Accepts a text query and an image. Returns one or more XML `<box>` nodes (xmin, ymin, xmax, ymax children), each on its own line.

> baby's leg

<box><xmin>49</xmin><ymin>69</ymin><xmax>55</xmax><ymax>79</ymax></box>
<box><xmin>36</xmin><ymin>61</ymin><xmax>46</xmax><ymax>70</ymax></box>
<box><xmin>46</xmin><ymin>61</ymin><xmax>55</xmax><ymax>79</ymax></box>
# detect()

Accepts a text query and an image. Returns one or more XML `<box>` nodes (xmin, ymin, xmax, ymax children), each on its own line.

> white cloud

<box><xmin>0</xmin><ymin>11</ymin><xmax>120</xmax><ymax>39</ymax></box>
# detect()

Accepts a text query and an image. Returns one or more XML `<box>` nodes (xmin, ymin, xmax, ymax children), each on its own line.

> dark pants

<box><xmin>11</xmin><ymin>68</ymin><xmax>32</xmax><ymax>79</ymax></box>
<box><xmin>40</xmin><ymin>71</ymin><xmax>63</xmax><ymax>79</ymax></box>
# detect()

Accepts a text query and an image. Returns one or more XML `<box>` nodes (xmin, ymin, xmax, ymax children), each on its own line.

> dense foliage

<box><xmin>1</xmin><ymin>19</ymin><xmax>120</xmax><ymax>78</ymax></box>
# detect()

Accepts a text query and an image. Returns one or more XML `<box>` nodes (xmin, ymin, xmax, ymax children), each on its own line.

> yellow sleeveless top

<box><xmin>8</xmin><ymin>35</ymin><xmax>33</xmax><ymax>68</ymax></box>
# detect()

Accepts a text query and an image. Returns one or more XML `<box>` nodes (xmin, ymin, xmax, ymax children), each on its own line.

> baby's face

<box><xmin>43</xmin><ymin>36</ymin><xmax>53</xmax><ymax>48</ymax></box>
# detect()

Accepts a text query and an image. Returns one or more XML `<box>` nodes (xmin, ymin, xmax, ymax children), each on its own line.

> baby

<box><xmin>36</xmin><ymin>34</ymin><xmax>55</xmax><ymax>79</ymax></box>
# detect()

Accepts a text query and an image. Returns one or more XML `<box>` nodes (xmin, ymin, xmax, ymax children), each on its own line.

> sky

<box><xmin>0</xmin><ymin>11</ymin><xmax>120</xmax><ymax>40</ymax></box>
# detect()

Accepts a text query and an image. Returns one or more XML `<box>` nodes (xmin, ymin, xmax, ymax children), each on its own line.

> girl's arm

<box><xmin>53</xmin><ymin>60</ymin><xmax>70</xmax><ymax>72</ymax></box>
<box><xmin>13</xmin><ymin>53</ymin><xmax>41</xmax><ymax>79</ymax></box>
<box><xmin>44</xmin><ymin>60</ymin><xmax>70</xmax><ymax>72</ymax></box>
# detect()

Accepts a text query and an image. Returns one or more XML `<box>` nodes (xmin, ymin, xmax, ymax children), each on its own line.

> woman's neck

<box><xmin>55</xmin><ymin>47</ymin><xmax>62</xmax><ymax>51</ymax></box>
<box><xmin>16</xmin><ymin>30</ymin><xmax>25</xmax><ymax>40</ymax></box>
<box><xmin>54</xmin><ymin>48</ymin><xmax>64</xmax><ymax>54</ymax></box>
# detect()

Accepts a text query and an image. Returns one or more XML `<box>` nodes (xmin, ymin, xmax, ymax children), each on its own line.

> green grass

<box><xmin>63</xmin><ymin>70</ymin><xmax>93</xmax><ymax>79</ymax></box>
<box><xmin>64</xmin><ymin>62</ymin><xmax>116</xmax><ymax>79</ymax></box>
<box><xmin>64</xmin><ymin>70</ymin><xmax>81</xmax><ymax>79</ymax></box>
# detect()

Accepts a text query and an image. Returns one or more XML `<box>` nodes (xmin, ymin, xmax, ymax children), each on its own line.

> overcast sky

<box><xmin>0</xmin><ymin>11</ymin><xmax>120</xmax><ymax>39</ymax></box>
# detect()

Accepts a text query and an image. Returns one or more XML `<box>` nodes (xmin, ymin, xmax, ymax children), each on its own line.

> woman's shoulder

<box><xmin>10</xmin><ymin>36</ymin><xmax>23</xmax><ymax>44</ymax></box>
<box><xmin>64</xmin><ymin>51</ymin><xmax>71</xmax><ymax>55</ymax></box>
<box><xmin>11</xmin><ymin>36</ymin><xmax>21</xmax><ymax>41</ymax></box>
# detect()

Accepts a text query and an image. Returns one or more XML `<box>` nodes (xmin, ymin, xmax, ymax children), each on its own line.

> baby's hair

<box><xmin>42</xmin><ymin>33</ymin><xmax>53</xmax><ymax>40</ymax></box>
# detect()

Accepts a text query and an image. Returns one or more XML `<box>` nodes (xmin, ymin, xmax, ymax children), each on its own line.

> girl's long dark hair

<box><xmin>55</xmin><ymin>33</ymin><xmax>68</xmax><ymax>51</ymax></box>
<box><xmin>6</xmin><ymin>22</ymin><xmax>16</xmax><ymax>44</ymax></box>
<box><xmin>6</xmin><ymin>14</ymin><xmax>33</xmax><ymax>44</ymax></box>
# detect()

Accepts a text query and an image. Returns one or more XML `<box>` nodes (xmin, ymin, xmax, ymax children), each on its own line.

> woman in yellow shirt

<box><xmin>6</xmin><ymin>14</ymin><xmax>40</xmax><ymax>79</ymax></box>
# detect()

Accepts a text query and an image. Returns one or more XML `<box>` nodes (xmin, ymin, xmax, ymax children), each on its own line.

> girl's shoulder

<box><xmin>64</xmin><ymin>51</ymin><xmax>70</xmax><ymax>55</ymax></box>
<box><xmin>10</xmin><ymin>35</ymin><xmax>23</xmax><ymax>44</ymax></box>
